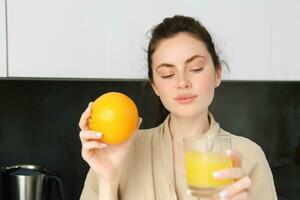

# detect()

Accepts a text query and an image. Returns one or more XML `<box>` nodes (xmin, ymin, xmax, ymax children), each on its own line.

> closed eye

<box><xmin>190</xmin><ymin>68</ymin><xmax>203</xmax><ymax>72</ymax></box>
<box><xmin>161</xmin><ymin>74</ymin><xmax>174</xmax><ymax>79</ymax></box>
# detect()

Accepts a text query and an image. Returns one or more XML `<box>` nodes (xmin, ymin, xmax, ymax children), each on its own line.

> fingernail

<box><xmin>225</xmin><ymin>149</ymin><xmax>232</xmax><ymax>155</ymax></box>
<box><xmin>219</xmin><ymin>190</ymin><xmax>228</xmax><ymax>200</ymax></box>
<box><xmin>187</xmin><ymin>190</ymin><xmax>192</xmax><ymax>195</ymax></box>
<box><xmin>213</xmin><ymin>171</ymin><xmax>222</xmax><ymax>178</ymax></box>
<box><xmin>95</xmin><ymin>132</ymin><xmax>102</xmax><ymax>138</ymax></box>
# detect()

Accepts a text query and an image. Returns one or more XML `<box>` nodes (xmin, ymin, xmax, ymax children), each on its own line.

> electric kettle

<box><xmin>0</xmin><ymin>164</ymin><xmax>65</xmax><ymax>200</ymax></box>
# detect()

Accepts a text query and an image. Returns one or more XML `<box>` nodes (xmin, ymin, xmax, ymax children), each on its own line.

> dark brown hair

<box><xmin>147</xmin><ymin>15</ymin><xmax>221</xmax><ymax>82</ymax></box>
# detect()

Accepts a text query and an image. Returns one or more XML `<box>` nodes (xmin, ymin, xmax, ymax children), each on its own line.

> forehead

<box><xmin>152</xmin><ymin>32</ymin><xmax>211</xmax><ymax>66</ymax></box>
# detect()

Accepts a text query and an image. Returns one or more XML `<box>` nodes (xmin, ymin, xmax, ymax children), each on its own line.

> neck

<box><xmin>169</xmin><ymin>111</ymin><xmax>210</xmax><ymax>141</ymax></box>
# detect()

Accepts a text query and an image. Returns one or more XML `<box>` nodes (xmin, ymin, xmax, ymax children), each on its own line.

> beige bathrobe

<box><xmin>80</xmin><ymin>114</ymin><xmax>277</xmax><ymax>200</ymax></box>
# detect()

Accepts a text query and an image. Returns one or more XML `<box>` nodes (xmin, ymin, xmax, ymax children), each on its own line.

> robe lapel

<box><xmin>151</xmin><ymin>113</ymin><xmax>221</xmax><ymax>200</ymax></box>
<box><xmin>152</xmin><ymin>115</ymin><xmax>177</xmax><ymax>200</ymax></box>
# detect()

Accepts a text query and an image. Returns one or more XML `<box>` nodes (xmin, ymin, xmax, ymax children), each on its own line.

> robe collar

<box><xmin>152</xmin><ymin>112</ymin><xmax>221</xmax><ymax>199</ymax></box>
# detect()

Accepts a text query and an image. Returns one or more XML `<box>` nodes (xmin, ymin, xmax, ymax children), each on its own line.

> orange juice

<box><xmin>184</xmin><ymin>150</ymin><xmax>234</xmax><ymax>188</ymax></box>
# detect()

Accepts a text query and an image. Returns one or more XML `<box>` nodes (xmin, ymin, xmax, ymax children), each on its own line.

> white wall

<box><xmin>0</xmin><ymin>0</ymin><xmax>7</xmax><ymax>77</ymax></box>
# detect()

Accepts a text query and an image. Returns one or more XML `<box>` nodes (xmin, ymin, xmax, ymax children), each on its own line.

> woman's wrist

<box><xmin>97</xmin><ymin>176</ymin><xmax>119</xmax><ymax>200</ymax></box>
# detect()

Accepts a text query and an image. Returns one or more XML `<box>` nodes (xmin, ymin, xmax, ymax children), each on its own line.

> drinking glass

<box><xmin>183</xmin><ymin>134</ymin><xmax>233</xmax><ymax>198</ymax></box>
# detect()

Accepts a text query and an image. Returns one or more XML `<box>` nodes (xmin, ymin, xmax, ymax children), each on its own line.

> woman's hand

<box><xmin>78</xmin><ymin>102</ymin><xmax>142</xmax><ymax>183</ymax></box>
<box><xmin>213</xmin><ymin>150</ymin><xmax>251</xmax><ymax>200</ymax></box>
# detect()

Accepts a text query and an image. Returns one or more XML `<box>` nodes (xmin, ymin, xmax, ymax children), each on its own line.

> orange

<box><xmin>89</xmin><ymin>92</ymin><xmax>139</xmax><ymax>144</ymax></box>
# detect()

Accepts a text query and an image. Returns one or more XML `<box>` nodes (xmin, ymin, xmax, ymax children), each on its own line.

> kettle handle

<box><xmin>46</xmin><ymin>175</ymin><xmax>66</xmax><ymax>200</ymax></box>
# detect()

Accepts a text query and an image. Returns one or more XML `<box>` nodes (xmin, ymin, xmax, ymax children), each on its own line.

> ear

<box><xmin>151</xmin><ymin>83</ymin><xmax>160</xmax><ymax>96</ymax></box>
<box><xmin>214</xmin><ymin>65</ymin><xmax>222</xmax><ymax>88</ymax></box>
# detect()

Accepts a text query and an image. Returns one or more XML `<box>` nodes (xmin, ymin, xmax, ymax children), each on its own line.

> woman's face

<box><xmin>151</xmin><ymin>32</ymin><xmax>221</xmax><ymax>118</ymax></box>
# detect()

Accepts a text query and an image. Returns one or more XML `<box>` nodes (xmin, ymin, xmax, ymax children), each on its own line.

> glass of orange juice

<box><xmin>183</xmin><ymin>134</ymin><xmax>233</xmax><ymax>198</ymax></box>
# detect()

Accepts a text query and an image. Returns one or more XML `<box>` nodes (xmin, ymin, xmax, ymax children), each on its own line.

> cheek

<box><xmin>196</xmin><ymin>74</ymin><xmax>216</xmax><ymax>104</ymax></box>
<box><xmin>152</xmin><ymin>81</ymin><xmax>174</xmax><ymax>110</ymax></box>
<box><xmin>155</xmin><ymin>81</ymin><xmax>172</xmax><ymax>97</ymax></box>
<box><xmin>199</xmin><ymin>74</ymin><xmax>215</xmax><ymax>92</ymax></box>
<box><xmin>152</xmin><ymin>75</ymin><xmax>171</xmax><ymax>96</ymax></box>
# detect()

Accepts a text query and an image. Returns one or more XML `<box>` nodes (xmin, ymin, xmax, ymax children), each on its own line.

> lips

<box><xmin>174</xmin><ymin>94</ymin><xmax>198</xmax><ymax>104</ymax></box>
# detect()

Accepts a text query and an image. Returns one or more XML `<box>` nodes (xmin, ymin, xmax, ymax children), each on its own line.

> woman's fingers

<box><xmin>218</xmin><ymin>176</ymin><xmax>251</xmax><ymax>199</ymax></box>
<box><xmin>213</xmin><ymin>167</ymin><xmax>244</xmax><ymax>180</ymax></box>
<box><xmin>181</xmin><ymin>168</ymin><xmax>186</xmax><ymax>175</ymax></box>
<box><xmin>79</xmin><ymin>130</ymin><xmax>102</xmax><ymax>142</ymax></box>
<box><xmin>78</xmin><ymin>102</ymin><xmax>93</xmax><ymax>130</ymax></box>
<box><xmin>226</xmin><ymin>149</ymin><xmax>243</xmax><ymax>167</ymax></box>
<box><xmin>136</xmin><ymin>117</ymin><xmax>143</xmax><ymax>130</ymax></box>
<box><xmin>229</xmin><ymin>191</ymin><xmax>250</xmax><ymax>200</ymax></box>
<box><xmin>127</xmin><ymin>117</ymin><xmax>143</xmax><ymax>141</ymax></box>
<box><xmin>81</xmin><ymin>140</ymin><xmax>107</xmax><ymax>161</ymax></box>
<box><xmin>82</xmin><ymin>141</ymin><xmax>107</xmax><ymax>150</ymax></box>
<box><xmin>212</xmin><ymin>151</ymin><xmax>249</xmax><ymax>199</ymax></box>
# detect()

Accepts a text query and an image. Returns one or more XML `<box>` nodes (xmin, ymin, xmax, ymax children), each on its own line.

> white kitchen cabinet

<box><xmin>271</xmin><ymin>0</ymin><xmax>300</xmax><ymax>81</ymax></box>
<box><xmin>5</xmin><ymin>0</ymin><xmax>300</xmax><ymax>80</ymax></box>
<box><xmin>7</xmin><ymin>0</ymin><xmax>152</xmax><ymax>79</ymax></box>
<box><xmin>0</xmin><ymin>0</ymin><xmax>7</xmax><ymax>77</ymax></box>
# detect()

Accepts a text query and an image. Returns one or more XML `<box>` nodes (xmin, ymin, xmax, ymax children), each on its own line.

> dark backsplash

<box><xmin>0</xmin><ymin>80</ymin><xmax>299</xmax><ymax>199</ymax></box>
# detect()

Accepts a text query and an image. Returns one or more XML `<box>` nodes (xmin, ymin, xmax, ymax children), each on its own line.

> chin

<box><xmin>162</xmin><ymin>101</ymin><xmax>209</xmax><ymax>118</ymax></box>
<box><xmin>171</xmin><ymin>108</ymin><xmax>205</xmax><ymax>118</ymax></box>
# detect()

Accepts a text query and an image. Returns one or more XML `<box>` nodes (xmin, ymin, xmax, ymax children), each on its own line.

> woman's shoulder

<box><xmin>137</xmin><ymin>126</ymin><xmax>158</xmax><ymax>135</ymax></box>
<box><xmin>126</xmin><ymin>126</ymin><xmax>159</xmax><ymax>152</ymax></box>
<box><xmin>135</xmin><ymin>125</ymin><xmax>161</xmax><ymax>141</ymax></box>
<box><xmin>120</xmin><ymin>127</ymin><xmax>160</xmax><ymax>183</ymax></box>
<box><xmin>227</xmin><ymin>131</ymin><xmax>261</xmax><ymax>151</ymax></box>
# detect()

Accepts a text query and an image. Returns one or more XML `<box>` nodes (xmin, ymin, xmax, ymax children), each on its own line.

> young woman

<box><xmin>79</xmin><ymin>15</ymin><xmax>277</xmax><ymax>200</ymax></box>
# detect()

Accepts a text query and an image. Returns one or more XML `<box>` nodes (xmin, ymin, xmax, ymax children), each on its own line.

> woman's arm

<box><xmin>78</xmin><ymin>103</ymin><xmax>142</xmax><ymax>200</ymax></box>
<box><xmin>249</xmin><ymin>150</ymin><xmax>278</xmax><ymax>199</ymax></box>
<box><xmin>80</xmin><ymin>169</ymin><xmax>119</xmax><ymax>200</ymax></box>
<box><xmin>97</xmin><ymin>178</ymin><xmax>119</xmax><ymax>200</ymax></box>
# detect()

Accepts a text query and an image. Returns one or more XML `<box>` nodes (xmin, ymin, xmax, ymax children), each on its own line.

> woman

<box><xmin>79</xmin><ymin>15</ymin><xmax>277</xmax><ymax>200</ymax></box>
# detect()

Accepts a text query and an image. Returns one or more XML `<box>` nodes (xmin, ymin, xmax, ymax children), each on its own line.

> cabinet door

<box><xmin>271</xmin><ymin>0</ymin><xmax>300</xmax><ymax>81</ymax></box>
<box><xmin>6</xmin><ymin>0</ymin><xmax>152</xmax><ymax>79</ymax></box>
<box><xmin>8</xmin><ymin>0</ymin><xmax>295</xmax><ymax>80</ymax></box>
<box><xmin>0</xmin><ymin>0</ymin><xmax>7</xmax><ymax>77</ymax></box>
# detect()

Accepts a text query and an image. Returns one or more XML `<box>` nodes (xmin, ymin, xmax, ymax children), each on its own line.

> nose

<box><xmin>177</xmin><ymin>73</ymin><xmax>192</xmax><ymax>89</ymax></box>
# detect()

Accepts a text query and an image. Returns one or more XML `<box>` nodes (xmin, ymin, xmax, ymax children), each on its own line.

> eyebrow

<box><xmin>156</xmin><ymin>55</ymin><xmax>206</xmax><ymax>69</ymax></box>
